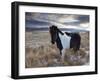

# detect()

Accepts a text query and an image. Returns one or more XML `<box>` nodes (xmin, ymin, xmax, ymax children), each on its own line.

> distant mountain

<box><xmin>26</xmin><ymin>27</ymin><xmax>49</xmax><ymax>31</ymax></box>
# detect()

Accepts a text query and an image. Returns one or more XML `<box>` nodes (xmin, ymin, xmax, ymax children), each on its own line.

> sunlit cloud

<box><xmin>25</xmin><ymin>12</ymin><xmax>89</xmax><ymax>31</ymax></box>
<box><xmin>80</xmin><ymin>23</ymin><xmax>89</xmax><ymax>28</ymax></box>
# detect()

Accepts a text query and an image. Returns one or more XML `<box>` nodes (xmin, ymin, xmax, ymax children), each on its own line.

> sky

<box><xmin>25</xmin><ymin>12</ymin><xmax>89</xmax><ymax>30</ymax></box>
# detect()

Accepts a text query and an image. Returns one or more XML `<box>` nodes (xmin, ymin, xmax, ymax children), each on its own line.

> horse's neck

<box><xmin>55</xmin><ymin>33</ymin><xmax>63</xmax><ymax>50</ymax></box>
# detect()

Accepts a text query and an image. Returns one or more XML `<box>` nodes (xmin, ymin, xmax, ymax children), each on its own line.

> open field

<box><xmin>25</xmin><ymin>31</ymin><xmax>89</xmax><ymax>68</ymax></box>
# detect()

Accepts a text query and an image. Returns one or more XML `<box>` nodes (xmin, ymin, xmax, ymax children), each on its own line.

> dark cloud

<box><xmin>76</xmin><ymin>15</ymin><xmax>89</xmax><ymax>23</ymax></box>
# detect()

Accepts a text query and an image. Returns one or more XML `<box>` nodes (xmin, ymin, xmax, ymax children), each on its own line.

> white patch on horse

<box><xmin>59</xmin><ymin>33</ymin><xmax>71</xmax><ymax>49</ymax></box>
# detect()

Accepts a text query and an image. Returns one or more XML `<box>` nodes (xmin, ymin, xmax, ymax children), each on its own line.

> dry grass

<box><xmin>25</xmin><ymin>44</ymin><xmax>61</xmax><ymax>68</ymax></box>
<box><xmin>25</xmin><ymin>31</ymin><xmax>89</xmax><ymax>68</ymax></box>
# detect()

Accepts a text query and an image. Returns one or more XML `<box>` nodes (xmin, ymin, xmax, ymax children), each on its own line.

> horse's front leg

<box><xmin>61</xmin><ymin>49</ymin><xmax>66</xmax><ymax>63</ymax></box>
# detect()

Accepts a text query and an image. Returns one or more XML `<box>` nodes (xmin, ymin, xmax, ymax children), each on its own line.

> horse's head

<box><xmin>49</xmin><ymin>25</ymin><xmax>58</xmax><ymax>44</ymax></box>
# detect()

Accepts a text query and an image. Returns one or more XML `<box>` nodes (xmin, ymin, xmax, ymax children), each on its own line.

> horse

<box><xmin>49</xmin><ymin>25</ymin><xmax>81</xmax><ymax>62</ymax></box>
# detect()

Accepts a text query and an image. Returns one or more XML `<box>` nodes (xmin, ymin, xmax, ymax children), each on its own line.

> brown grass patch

<box><xmin>25</xmin><ymin>44</ymin><xmax>89</xmax><ymax>68</ymax></box>
<box><xmin>25</xmin><ymin>31</ymin><xmax>89</xmax><ymax>68</ymax></box>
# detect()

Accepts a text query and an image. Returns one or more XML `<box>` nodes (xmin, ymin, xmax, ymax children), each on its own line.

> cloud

<box><xmin>79</xmin><ymin>23</ymin><xmax>89</xmax><ymax>28</ymax></box>
<box><xmin>25</xmin><ymin>12</ymin><xmax>89</xmax><ymax>29</ymax></box>
<box><xmin>76</xmin><ymin>15</ymin><xmax>89</xmax><ymax>23</ymax></box>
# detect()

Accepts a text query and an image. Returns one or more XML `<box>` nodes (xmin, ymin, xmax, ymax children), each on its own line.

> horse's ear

<box><xmin>52</xmin><ymin>25</ymin><xmax>58</xmax><ymax>30</ymax></box>
<box><xmin>55</xmin><ymin>26</ymin><xmax>58</xmax><ymax>29</ymax></box>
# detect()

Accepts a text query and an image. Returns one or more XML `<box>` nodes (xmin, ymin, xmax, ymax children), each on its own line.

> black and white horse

<box><xmin>49</xmin><ymin>25</ymin><xmax>81</xmax><ymax>62</ymax></box>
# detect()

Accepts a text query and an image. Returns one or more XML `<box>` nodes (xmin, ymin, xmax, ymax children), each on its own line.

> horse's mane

<box><xmin>50</xmin><ymin>25</ymin><xmax>64</xmax><ymax>35</ymax></box>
